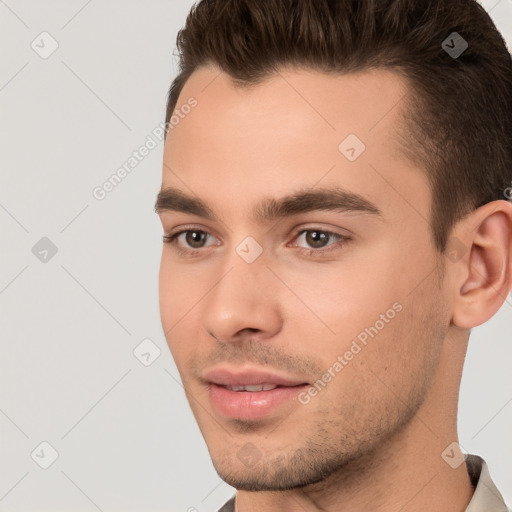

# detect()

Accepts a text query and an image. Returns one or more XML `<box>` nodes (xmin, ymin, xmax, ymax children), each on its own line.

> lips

<box><xmin>203</xmin><ymin>367</ymin><xmax>309</xmax><ymax>388</ymax></box>
<box><xmin>203</xmin><ymin>367</ymin><xmax>310</xmax><ymax>420</ymax></box>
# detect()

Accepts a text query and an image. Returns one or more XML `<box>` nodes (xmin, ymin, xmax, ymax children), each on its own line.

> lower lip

<box><xmin>208</xmin><ymin>383</ymin><xmax>308</xmax><ymax>420</ymax></box>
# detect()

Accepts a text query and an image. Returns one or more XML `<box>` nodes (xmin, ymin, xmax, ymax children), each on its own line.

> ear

<box><xmin>450</xmin><ymin>200</ymin><xmax>512</xmax><ymax>329</ymax></box>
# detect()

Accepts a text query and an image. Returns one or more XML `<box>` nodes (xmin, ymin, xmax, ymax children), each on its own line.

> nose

<box><xmin>201</xmin><ymin>252</ymin><xmax>283</xmax><ymax>344</ymax></box>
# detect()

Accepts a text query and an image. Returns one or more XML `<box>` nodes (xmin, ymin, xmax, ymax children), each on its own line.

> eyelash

<box><xmin>162</xmin><ymin>227</ymin><xmax>351</xmax><ymax>258</ymax></box>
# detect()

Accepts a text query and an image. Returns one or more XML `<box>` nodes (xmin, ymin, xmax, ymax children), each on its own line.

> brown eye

<box><xmin>295</xmin><ymin>229</ymin><xmax>343</xmax><ymax>250</ymax></box>
<box><xmin>162</xmin><ymin>228</ymin><xmax>219</xmax><ymax>256</ymax></box>
<box><xmin>304</xmin><ymin>230</ymin><xmax>330</xmax><ymax>248</ymax></box>
<box><xmin>184</xmin><ymin>230</ymin><xmax>208</xmax><ymax>248</ymax></box>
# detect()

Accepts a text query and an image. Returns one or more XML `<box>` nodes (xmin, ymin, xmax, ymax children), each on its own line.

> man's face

<box><xmin>157</xmin><ymin>65</ymin><xmax>451</xmax><ymax>490</ymax></box>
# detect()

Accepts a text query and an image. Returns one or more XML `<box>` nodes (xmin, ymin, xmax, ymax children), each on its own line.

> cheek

<box><xmin>278</xmin><ymin>253</ymin><xmax>405</xmax><ymax>350</ymax></box>
<box><xmin>158</xmin><ymin>256</ymin><xmax>176</xmax><ymax>329</ymax></box>
<box><xmin>158</xmin><ymin>254</ymin><xmax>206</xmax><ymax>321</ymax></box>
<box><xmin>158</xmin><ymin>256</ymin><xmax>202</xmax><ymax>360</ymax></box>
<box><xmin>281</xmin><ymin>231</ymin><xmax>436</xmax><ymax>350</ymax></box>
<box><xmin>290</xmin><ymin>291</ymin><xmax>444</xmax><ymax>434</ymax></box>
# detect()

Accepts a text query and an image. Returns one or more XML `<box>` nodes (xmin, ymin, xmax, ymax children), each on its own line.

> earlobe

<box><xmin>451</xmin><ymin>200</ymin><xmax>512</xmax><ymax>329</ymax></box>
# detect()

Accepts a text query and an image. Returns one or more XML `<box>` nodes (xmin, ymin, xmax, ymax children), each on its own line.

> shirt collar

<box><xmin>465</xmin><ymin>454</ymin><xmax>509</xmax><ymax>512</ymax></box>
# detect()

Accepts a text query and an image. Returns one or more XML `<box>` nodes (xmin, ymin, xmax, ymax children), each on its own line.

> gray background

<box><xmin>0</xmin><ymin>1</ymin><xmax>511</xmax><ymax>511</ymax></box>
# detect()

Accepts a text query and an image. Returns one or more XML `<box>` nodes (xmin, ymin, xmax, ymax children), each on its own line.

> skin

<box><xmin>156</xmin><ymin>64</ymin><xmax>512</xmax><ymax>512</ymax></box>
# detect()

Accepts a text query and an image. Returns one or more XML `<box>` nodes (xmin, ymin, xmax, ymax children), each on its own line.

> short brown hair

<box><xmin>164</xmin><ymin>0</ymin><xmax>512</xmax><ymax>252</ymax></box>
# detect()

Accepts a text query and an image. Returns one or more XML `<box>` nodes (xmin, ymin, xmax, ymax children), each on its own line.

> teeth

<box><xmin>226</xmin><ymin>384</ymin><xmax>278</xmax><ymax>392</ymax></box>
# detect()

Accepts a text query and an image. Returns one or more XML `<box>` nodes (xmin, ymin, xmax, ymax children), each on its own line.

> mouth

<box><xmin>203</xmin><ymin>367</ymin><xmax>310</xmax><ymax>420</ymax></box>
<box><xmin>208</xmin><ymin>383</ymin><xmax>310</xmax><ymax>420</ymax></box>
<box><xmin>224</xmin><ymin>383</ymin><xmax>295</xmax><ymax>392</ymax></box>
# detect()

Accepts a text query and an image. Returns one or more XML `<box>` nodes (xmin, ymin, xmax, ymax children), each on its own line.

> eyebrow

<box><xmin>154</xmin><ymin>186</ymin><xmax>382</xmax><ymax>222</ymax></box>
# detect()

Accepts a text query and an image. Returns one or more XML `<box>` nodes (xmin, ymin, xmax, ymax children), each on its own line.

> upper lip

<box><xmin>203</xmin><ymin>367</ymin><xmax>309</xmax><ymax>387</ymax></box>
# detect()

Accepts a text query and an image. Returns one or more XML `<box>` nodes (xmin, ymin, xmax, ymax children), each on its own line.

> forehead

<box><xmin>162</xmin><ymin>65</ymin><xmax>430</xmax><ymax>227</ymax></box>
<box><xmin>169</xmin><ymin>64</ymin><xmax>410</xmax><ymax>149</ymax></box>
